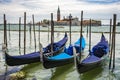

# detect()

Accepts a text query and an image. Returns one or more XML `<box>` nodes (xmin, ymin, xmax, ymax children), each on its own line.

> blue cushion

<box><xmin>48</xmin><ymin>52</ymin><xmax>71</xmax><ymax>60</ymax></box>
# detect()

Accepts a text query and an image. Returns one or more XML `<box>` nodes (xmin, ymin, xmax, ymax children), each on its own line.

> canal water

<box><xmin>0</xmin><ymin>25</ymin><xmax>120</xmax><ymax>80</ymax></box>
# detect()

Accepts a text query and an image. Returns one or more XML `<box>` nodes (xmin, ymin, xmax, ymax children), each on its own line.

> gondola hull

<box><xmin>76</xmin><ymin>34</ymin><xmax>109</xmax><ymax>73</ymax></box>
<box><xmin>42</xmin><ymin>36</ymin><xmax>86</xmax><ymax>69</ymax></box>
<box><xmin>5</xmin><ymin>33</ymin><xmax>68</xmax><ymax>66</ymax></box>
<box><xmin>43</xmin><ymin>53</ymin><xmax>77</xmax><ymax>69</ymax></box>
<box><xmin>43</xmin><ymin>57</ymin><xmax>74</xmax><ymax>69</ymax></box>
<box><xmin>5</xmin><ymin>52</ymin><xmax>40</xmax><ymax>66</ymax></box>
<box><xmin>5</xmin><ymin>46</ymin><xmax>65</xmax><ymax>66</ymax></box>
<box><xmin>77</xmin><ymin>57</ymin><xmax>105</xmax><ymax>73</ymax></box>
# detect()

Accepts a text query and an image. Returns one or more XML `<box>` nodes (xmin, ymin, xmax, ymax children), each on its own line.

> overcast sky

<box><xmin>0</xmin><ymin>0</ymin><xmax>120</xmax><ymax>24</ymax></box>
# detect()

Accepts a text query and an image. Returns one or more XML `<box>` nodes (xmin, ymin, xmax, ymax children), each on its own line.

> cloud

<box><xmin>0</xmin><ymin>0</ymin><xmax>12</xmax><ymax>4</ymax></box>
<box><xmin>0</xmin><ymin>0</ymin><xmax>120</xmax><ymax>24</ymax></box>
<box><xmin>80</xmin><ymin>0</ymin><xmax>120</xmax><ymax>4</ymax></box>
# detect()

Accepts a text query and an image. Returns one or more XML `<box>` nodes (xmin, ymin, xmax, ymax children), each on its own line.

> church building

<box><xmin>57</xmin><ymin>6</ymin><xmax>60</xmax><ymax>21</ymax></box>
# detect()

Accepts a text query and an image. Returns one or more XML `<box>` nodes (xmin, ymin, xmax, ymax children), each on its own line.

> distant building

<box><xmin>39</xmin><ymin>6</ymin><xmax>101</xmax><ymax>26</ymax></box>
<box><xmin>82</xmin><ymin>20</ymin><xmax>101</xmax><ymax>26</ymax></box>
<box><xmin>54</xmin><ymin>17</ymin><xmax>101</xmax><ymax>26</ymax></box>
<box><xmin>57</xmin><ymin>6</ymin><xmax>60</xmax><ymax>21</ymax></box>
<box><xmin>54</xmin><ymin>15</ymin><xmax>80</xmax><ymax>26</ymax></box>
<box><xmin>54</xmin><ymin>6</ymin><xmax>101</xmax><ymax>26</ymax></box>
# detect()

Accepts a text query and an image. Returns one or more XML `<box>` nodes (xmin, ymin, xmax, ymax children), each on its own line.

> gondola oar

<box><xmin>19</xmin><ymin>17</ymin><xmax>21</xmax><ymax>55</ymax></box>
<box><xmin>32</xmin><ymin>14</ymin><xmax>36</xmax><ymax>52</ymax></box>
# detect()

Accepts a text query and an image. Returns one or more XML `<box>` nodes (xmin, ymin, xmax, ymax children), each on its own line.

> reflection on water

<box><xmin>51</xmin><ymin>63</ymin><xmax>74</xmax><ymax>80</ymax></box>
<box><xmin>80</xmin><ymin>66</ymin><xmax>103</xmax><ymax>80</ymax></box>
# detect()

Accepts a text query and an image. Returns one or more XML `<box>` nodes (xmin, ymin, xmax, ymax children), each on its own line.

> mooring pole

<box><xmin>6</xmin><ymin>22</ymin><xmax>7</xmax><ymax>48</ymax></box>
<box><xmin>19</xmin><ymin>17</ymin><xmax>21</xmax><ymax>55</ymax></box>
<box><xmin>3</xmin><ymin>14</ymin><xmax>7</xmax><ymax>48</ymax></box>
<box><xmin>109</xmin><ymin>14</ymin><xmax>117</xmax><ymax>71</ymax></box>
<box><xmin>5</xmin><ymin>20</ymin><xmax>8</xmax><ymax>80</ymax></box>
<box><xmin>29</xmin><ymin>22</ymin><xmax>32</xmax><ymax>47</ymax></box>
<box><xmin>112</xmin><ymin>14</ymin><xmax>116</xmax><ymax>72</ymax></box>
<box><xmin>86</xmin><ymin>25</ymin><xmax>88</xmax><ymax>38</ymax></box>
<box><xmin>4</xmin><ymin>14</ymin><xmax>6</xmax><ymax>46</ymax></box>
<box><xmin>109</xmin><ymin>19</ymin><xmax>112</xmax><ymax>50</ymax></box>
<box><xmin>3</xmin><ymin>14</ymin><xmax>8</xmax><ymax>80</ymax></box>
<box><xmin>24</xmin><ymin>12</ymin><xmax>26</xmax><ymax>55</ymax></box>
<box><xmin>109</xmin><ymin>19</ymin><xmax>113</xmax><ymax>70</ymax></box>
<box><xmin>8</xmin><ymin>23</ymin><xmax>11</xmax><ymax>41</ymax></box>
<box><xmin>109</xmin><ymin>19</ymin><xmax>112</xmax><ymax>69</ymax></box>
<box><xmin>48</xmin><ymin>21</ymin><xmax>50</xmax><ymax>43</ymax></box>
<box><xmin>69</xmin><ymin>14</ymin><xmax>72</xmax><ymax>45</ymax></box>
<box><xmin>32</xmin><ymin>14</ymin><xmax>36</xmax><ymax>52</ymax></box>
<box><xmin>79</xmin><ymin>11</ymin><xmax>83</xmax><ymax>62</ymax></box>
<box><xmin>38</xmin><ymin>22</ymin><xmax>41</xmax><ymax>44</ymax></box>
<box><xmin>51</xmin><ymin>13</ymin><xmax>54</xmax><ymax>52</ymax></box>
<box><xmin>89</xmin><ymin>19</ymin><xmax>91</xmax><ymax>52</ymax></box>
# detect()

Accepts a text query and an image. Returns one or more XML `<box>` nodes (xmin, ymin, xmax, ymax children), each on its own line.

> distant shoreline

<box><xmin>0</xmin><ymin>30</ymin><xmax>120</xmax><ymax>34</ymax></box>
<box><xmin>0</xmin><ymin>24</ymin><xmax>119</xmax><ymax>26</ymax></box>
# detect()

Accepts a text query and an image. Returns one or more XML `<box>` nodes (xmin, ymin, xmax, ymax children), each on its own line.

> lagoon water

<box><xmin>0</xmin><ymin>25</ymin><xmax>120</xmax><ymax>80</ymax></box>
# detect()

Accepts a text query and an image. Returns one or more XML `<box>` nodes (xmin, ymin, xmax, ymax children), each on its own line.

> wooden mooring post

<box><xmin>51</xmin><ymin>13</ymin><xmax>54</xmax><ymax>52</ymax></box>
<box><xmin>19</xmin><ymin>17</ymin><xmax>21</xmax><ymax>55</ymax></box>
<box><xmin>79</xmin><ymin>11</ymin><xmax>83</xmax><ymax>62</ymax></box>
<box><xmin>32</xmin><ymin>14</ymin><xmax>36</xmax><ymax>52</ymax></box>
<box><xmin>24</xmin><ymin>12</ymin><xmax>26</xmax><ymax>55</ymax></box>
<box><xmin>89</xmin><ymin>19</ymin><xmax>91</xmax><ymax>52</ymax></box>
<box><xmin>109</xmin><ymin>14</ymin><xmax>117</xmax><ymax>72</ymax></box>
<box><xmin>69</xmin><ymin>14</ymin><xmax>72</xmax><ymax>45</ymax></box>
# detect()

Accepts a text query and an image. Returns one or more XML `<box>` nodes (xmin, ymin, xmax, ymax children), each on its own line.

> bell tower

<box><xmin>57</xmin><ymin>6</ymin><xmax>60</xmax><ymax>21</ymax></box>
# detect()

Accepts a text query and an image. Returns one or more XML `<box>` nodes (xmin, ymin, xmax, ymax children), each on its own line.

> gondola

<box><xmin>76</xmin><ymin>34</ymin><xmax>109</xmax><ymax>73</ymax></box>
<box><xmin>42</xmin><ymin>36</ymin><xmax>86</xmax><ymax>69</ymax></box>
<box><xmin>5</xmin><ymin>32</ymin><xmax>68</xmax><ymax>66</ymax></box>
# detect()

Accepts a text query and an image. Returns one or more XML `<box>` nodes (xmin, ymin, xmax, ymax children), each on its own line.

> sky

<box><xmin>0</xmin><ymin>0</ymin><xmax>120</xmax><ymax>24</ymax></box>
